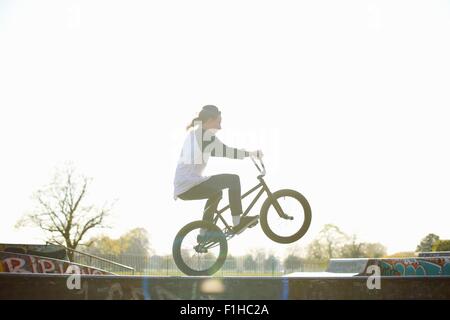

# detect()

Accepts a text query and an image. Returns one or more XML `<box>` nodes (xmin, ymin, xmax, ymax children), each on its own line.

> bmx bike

<box><xmin>172</xmin><ymin>156</ymin><xmax>312</xmax><ymax>276</ymax></box>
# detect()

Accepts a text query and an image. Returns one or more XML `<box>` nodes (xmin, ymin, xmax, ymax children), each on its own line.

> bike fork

<box><xmin>263</xmin><ymin>183</ymin><xmax>294</xmax><ymax>220</ymax></box>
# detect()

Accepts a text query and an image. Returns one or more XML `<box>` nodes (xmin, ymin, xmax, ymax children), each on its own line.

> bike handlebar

<box><xmin>250</xmin><ymin>155</ymin><xmax>266</xmax><ymax>176</ymax></box>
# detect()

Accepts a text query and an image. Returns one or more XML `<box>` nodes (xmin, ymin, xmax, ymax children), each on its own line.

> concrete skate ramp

<box><xmin>0</xmin><ymin>243</ymin><xmax>68</xmax><ymax>261</ymax></box>
<box><xmin>419</xmin><ymin>251</ymin><xmax>450</xmax><ymax>257</ymax></box>
<box><xmin>326</xmin><ymin>258</ymin><xmax>371</xmax><ymax>274</ymax></box>
<box><xmin>1</xmin><ymin>273</ymin><xmax>450</xmax><ymax>300</ymax></box>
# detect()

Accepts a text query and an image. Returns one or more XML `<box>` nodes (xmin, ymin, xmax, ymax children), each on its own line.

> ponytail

<box><xmin>186</xmin><ymin>117</ymin><xmax>200</xmax><ymax>131</ymax></box>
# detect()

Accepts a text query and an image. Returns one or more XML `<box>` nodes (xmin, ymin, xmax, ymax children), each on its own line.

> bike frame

<box><xmin>211</xmin><ymin>157</ymin><xmax>287</xmax><ymax>232</ymax></box>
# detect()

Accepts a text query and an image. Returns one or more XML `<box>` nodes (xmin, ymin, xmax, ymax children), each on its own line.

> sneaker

<box><xmin>197</xmin><ymin>230</ymin><xmax>222</xmax><ymax>243</ymax></box>
<box><xmin>232</xmin><ymin>215</ymin><xmax>259</xmax><ymax>234</ymax></box>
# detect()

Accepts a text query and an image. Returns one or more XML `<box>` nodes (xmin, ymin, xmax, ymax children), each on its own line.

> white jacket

<box><xmin>173</xmin><ymin>128</ymin><xmax>249</xmax><ymax>200</ymax></box>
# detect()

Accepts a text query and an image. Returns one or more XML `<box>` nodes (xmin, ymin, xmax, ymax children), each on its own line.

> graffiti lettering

<box><xmin>0</xmin><ymin>251</ymin><xmax>111</xmax><ymax>275</ymax></box>
<box><xmin>4</xmin><ymin>257</ymin><xmax>27</xmax><ymax>273</ymax></box>
<box><xmin>365</xmin><ymin>258</ymin><xmax>450</xmax><ymax>276</ymax></box>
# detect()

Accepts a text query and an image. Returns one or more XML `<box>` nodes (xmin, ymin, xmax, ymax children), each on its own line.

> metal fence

<box><xmin>72</xmin><ymin>251</ymin><xmax>136</xmax><ymax>275</ymax></box>
<box><xmin>73</xmin><ymin>253</ymin><xmax>327</xmax><ymax>276</ymax></box>
<box><xmin>45</xmin><ymin>242</ymin><xmax>136</xmax><ymax>275</ymax></box>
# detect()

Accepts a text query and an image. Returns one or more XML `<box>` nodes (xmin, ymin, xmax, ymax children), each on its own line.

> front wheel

<box><xmin>172</xmin><ymin>220</ymin><xmax>228</xmax><ymax>276</ymax></box>
<box><xmin>260</xmin><ymin>189</ymin><xmax>312</xmax><ymax>244</ymax></box>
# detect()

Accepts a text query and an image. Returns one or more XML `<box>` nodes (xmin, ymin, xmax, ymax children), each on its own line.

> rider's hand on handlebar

<box><xmin>249</xmin><ymin>150</ymin><xmax>264</xmax><ymax>159</ymax></box>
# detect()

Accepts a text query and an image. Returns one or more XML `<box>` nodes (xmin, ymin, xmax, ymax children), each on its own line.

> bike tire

<box><xmin>172</xmin><ymin>220</ymin><xmax>228</xmax><ymax>276</ymax></box>
<box><xmin>260</xmin><ymin>189</ymin><xmax>312</xmax><ymax>244</ymax></box>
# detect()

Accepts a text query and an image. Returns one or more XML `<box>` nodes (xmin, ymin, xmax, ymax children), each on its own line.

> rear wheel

<box><xmin>260</xmin><ymin>189</ymin><xmax>312</xmax><ymax>244</ymax></box>
<box><xmin>172</xmin><ymin>220</ymin><xmax>228</xmax><ymax>276</ymax></box>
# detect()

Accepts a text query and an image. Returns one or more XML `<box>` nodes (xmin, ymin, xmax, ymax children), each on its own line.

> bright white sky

<box><xmin>1</xmin><ymin>0</ymin><xmax>450</xmax><ymax>258</ymax></box>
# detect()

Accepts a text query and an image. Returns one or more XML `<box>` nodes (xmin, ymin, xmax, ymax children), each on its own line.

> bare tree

<box><xmin>340</xmin><ymin>235</ymin><xmax>365</xmax><ymax>258</ymax></box>
<box><xmin>306</xmin><ymin>224</ymin><xmax>349</xmax><ymax>261</ymax></box>
<box><xmin>17</xmin><ymin>165</ymin><xmax>113</xmax><ymax>260</ymax></box>
<box><xmin>318</xmin><ymin>224</ymin><xmax>348</xmax><ymax>259</ymax></box>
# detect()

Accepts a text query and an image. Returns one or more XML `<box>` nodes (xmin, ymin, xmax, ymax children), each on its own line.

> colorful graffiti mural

<box><xmin>0</xmin><ymin>251</ymin><xmax>111</xmax><ymax>275</ymax></box>
<box><xmin>327</xmin><ymin>256</ymin><xmax>450</xmax><ymax>277</ymax></box>
<box><xmin>364</xmin><ymin>257</ymin><xmax>450</xmax><ymax>276</ymax></box>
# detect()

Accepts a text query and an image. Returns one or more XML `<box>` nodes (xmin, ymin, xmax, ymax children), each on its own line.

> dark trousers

<box><xmin>178</xmin><ymin>174</ymin><xmax>243</xmax><ymax>222</ymax></box>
